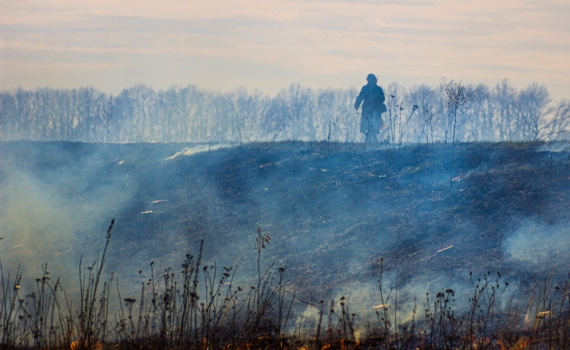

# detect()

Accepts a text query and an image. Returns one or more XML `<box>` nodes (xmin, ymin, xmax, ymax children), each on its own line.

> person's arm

<box><xmin>354</xmin><ymin>87</ymin><xmax>365</xmax><ymax>110</ymax></box>
<box><xmin>378</xmin><ymin>87</ymin><xmax>385</xmax><ymax>104</ymax></box>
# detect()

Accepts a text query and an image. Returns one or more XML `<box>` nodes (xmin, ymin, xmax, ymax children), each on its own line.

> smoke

<box><xmin>538</xmin><ymin>142</ymin><xmax>570</xmax><ymax>153</ymax></box>
<box><xmin>289</xmin><ymin>268</ymin><xmax>495</xmax><ymax>338</ymax></box>
<box><xmin>0</xmin><ymin>171</ymin><xmax>76</xmax><ymax>287</ymax></box>
<box><xmin>503</xmin><ymin>220</ymin><xmax>570</xmax><ymax>269</ymax></box>
<box><xmin>1</xmin><ymin>139</ymin><xmax>568</xmax><ymax>334</ymax></box>
<box><xmin>165</xmin><ymin>143</ymin><xmax>235</xmax><ymax>160</ymax></box>
<box><xmin>0</xmin><ymin>143</ymin><xmax>136</xmax><ymax>292</ymax></box>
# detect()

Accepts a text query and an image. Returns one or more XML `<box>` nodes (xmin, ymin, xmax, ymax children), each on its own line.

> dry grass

<box><xmin>1</xmin><ymin>221</ymin><xmax>569</xmax><ymax>349</ymax></box>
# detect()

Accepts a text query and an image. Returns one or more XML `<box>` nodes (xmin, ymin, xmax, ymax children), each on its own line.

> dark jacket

<box><xmin>354</xmin><ymin>84</ymin><xmax>387</xmax><ymax>114</ymax></box>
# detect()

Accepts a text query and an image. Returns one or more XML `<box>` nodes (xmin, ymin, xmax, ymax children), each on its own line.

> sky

<box><xmin>1</xmin><ymin>0</ymin><xmax>569</xmax><ymax>100</ymax></box>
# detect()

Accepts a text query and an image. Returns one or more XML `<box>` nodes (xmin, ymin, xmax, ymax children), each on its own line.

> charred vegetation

<box><xmin>1</xmin><ymin>140</ymin><xmax>570</xmax><ymax>348</ymax></box>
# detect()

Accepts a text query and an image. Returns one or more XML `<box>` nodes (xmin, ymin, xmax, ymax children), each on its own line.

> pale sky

<box><xmin>1</xmin><ymin>0</ymin><xmax>569</xmax><ymax>100</ymax></box>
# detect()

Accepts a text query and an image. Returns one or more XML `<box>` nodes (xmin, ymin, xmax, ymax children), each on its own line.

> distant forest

<box><xmin>1</xmin><ymin>79</ymin><xmax>569</xmax><ymax>144</ymax></box>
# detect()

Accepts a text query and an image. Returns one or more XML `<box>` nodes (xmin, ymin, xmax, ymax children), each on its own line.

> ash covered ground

<box><xmin>1</xmin><ymin>141</ymin><xmax>570</xmax><ymax>312</ymax></box>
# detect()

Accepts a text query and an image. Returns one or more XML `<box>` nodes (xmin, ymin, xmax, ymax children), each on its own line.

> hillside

<box><xmin>1</xmin><ymin>141</ymin><xmax>570</xmax><ymax>305</ymax></box>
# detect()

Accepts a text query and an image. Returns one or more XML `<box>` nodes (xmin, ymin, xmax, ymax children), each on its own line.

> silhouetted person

<box><xmin>354</xmin><ymin>74</ymin><xmax>387</xmax><ymax>143</ymax></box>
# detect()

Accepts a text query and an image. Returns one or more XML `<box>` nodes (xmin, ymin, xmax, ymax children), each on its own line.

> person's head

<box><xmin>366</xmin><ymin>74</ymin><xmax>377</xmax><ymax>85</ymax></box>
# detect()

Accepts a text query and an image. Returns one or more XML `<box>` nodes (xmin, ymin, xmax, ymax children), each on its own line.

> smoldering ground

<box><xmin>1</xmin><ymin>140</ymin><xmax>569</xmax><ymax>330</ymax></box>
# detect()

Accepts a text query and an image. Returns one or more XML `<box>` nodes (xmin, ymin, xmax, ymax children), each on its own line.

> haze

<box><xmin>1</xmin><ymin>0</ymin><xmax>569</xmax><ymax>99</ymax></box>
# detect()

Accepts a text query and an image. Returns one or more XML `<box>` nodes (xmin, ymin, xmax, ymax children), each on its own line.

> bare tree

<box><xmin>511</xmin><ymin>83</ymin><xmax>554</xmax><ymax>141</ymax></box>
<box><xmin>261</xmin><ymin>93</ymin><xmax>289</xmax><ymax>142</ymax></box>
<box><xmin>233</xmin><ymin>88</ymin><xmax>267</xmax><ymax>143</ymax></box>
<box><xmin>494</xmin><ymin>79</ymin><xmax>516</xmax><ymax>141</ymax></box>
<box><xmin>441</xmin><ymin>79</ymin><xmax>476</xmax><ymax>185</ymax></box>
<box><xmin>284</xmin><ymin>84</ymin><xmax>315</xmax><ymax>140</ymax></box>
<box><xmin>539</xmin><ymin>100</ymin><xmax>570</xmax><ymax>140</ymax></box>
<box><xmin>3</xmin><ymin>81</ymin><xmax>570</xmax><ymax>144</ymax></box>
<box><xmin>442</xmin><ymin>78</ymin><xmax>476</xmax><ymax>146</ymax></box>
<box><xmin>468</xmin><ymin>84</ymin><xmax>494</xmax><ymax>141</ymax></box>
<box><xmin>409</xmin><ymin>85</ymin><xmax>440</xmax><ymax>145</ymax></box>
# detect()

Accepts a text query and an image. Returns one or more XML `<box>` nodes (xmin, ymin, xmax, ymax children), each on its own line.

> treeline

<box><xmin>0</xmin><ymin>80</ymin><xmax>569</xmax><ymax>143</ymax></box>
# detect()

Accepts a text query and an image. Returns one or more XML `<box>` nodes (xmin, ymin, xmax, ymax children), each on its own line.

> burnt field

<box><xmin>1</xmin><ymin>140</ymin><xmax>570</xmax><ymax>348</ymax></box>
<box><xmin>2</xmin><ymin>141</ymin><xmax>569</xmax><ymax>295</ymax></box>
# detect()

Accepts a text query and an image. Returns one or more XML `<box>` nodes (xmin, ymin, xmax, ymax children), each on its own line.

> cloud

<box><xmin>0</xmin><ymin>0</ymin><xmax>569</xmax><ymax>99</ymax></box>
